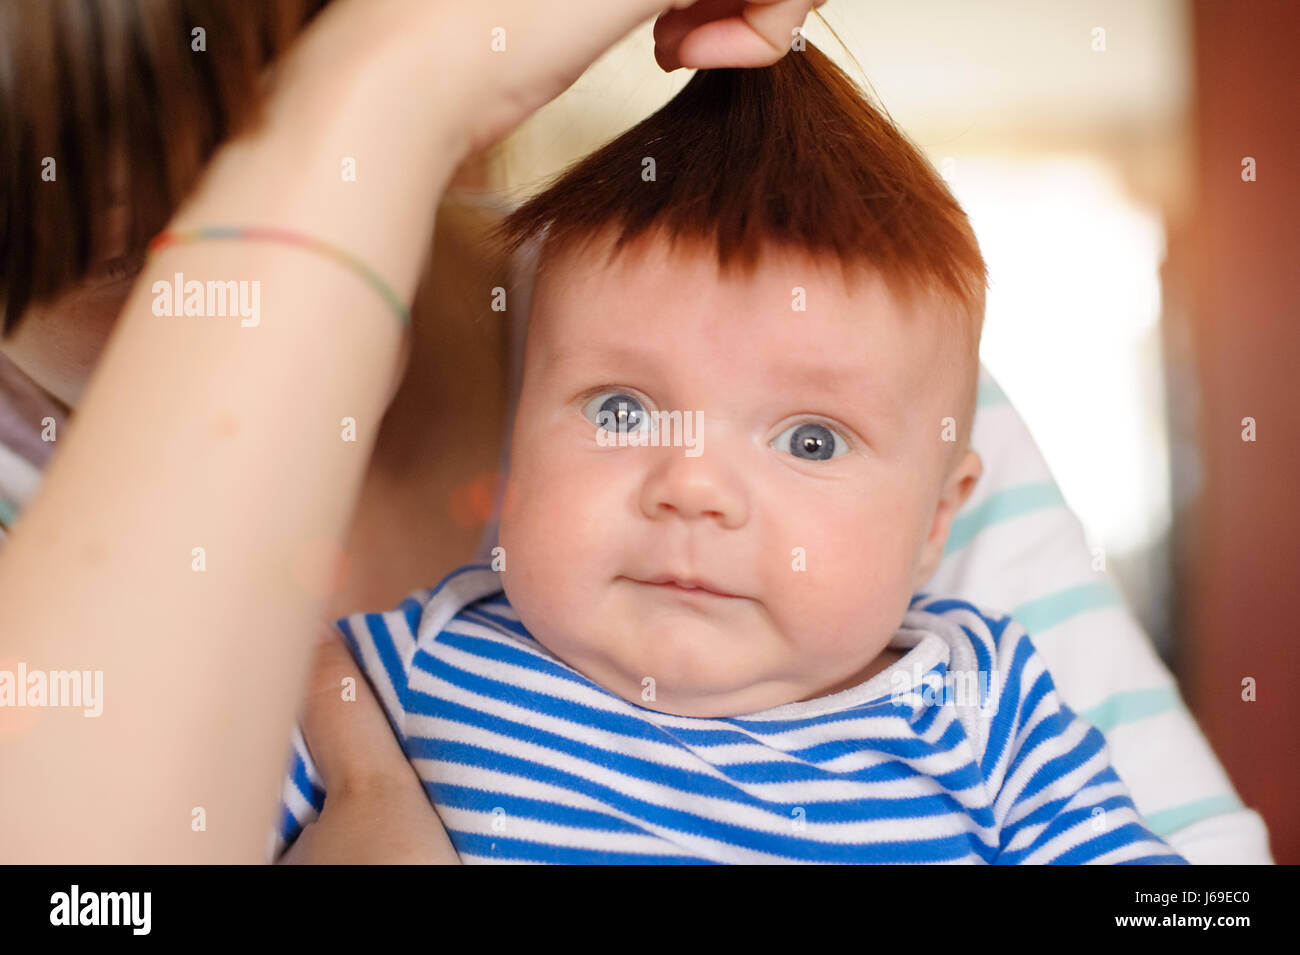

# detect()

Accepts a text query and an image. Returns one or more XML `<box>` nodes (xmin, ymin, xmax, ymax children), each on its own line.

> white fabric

<box><xmin>924</xmin><ymin>366</ymin><xmax>1272</xmax><ymax>863</ymax></box>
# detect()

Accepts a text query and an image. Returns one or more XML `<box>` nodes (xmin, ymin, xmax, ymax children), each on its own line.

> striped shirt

<box><xmin>273</xmin><ymin>564</ymin><xmax>1187</xmax><ymax>864</ymax></box>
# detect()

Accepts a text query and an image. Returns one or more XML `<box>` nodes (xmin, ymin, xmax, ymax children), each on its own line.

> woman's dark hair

<box><xmin>0</xmin><ymin>0</ymin><xmax>329</xmax><ymax>337</ymax></box>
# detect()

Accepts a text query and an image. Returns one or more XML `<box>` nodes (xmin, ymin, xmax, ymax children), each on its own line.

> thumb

<box><xmin>298</xmin><ymin>624</ymin><xmax>412</xmax><ymax>794</ymax></box>
<box><xmin>654</xmin><ymin>0</ymin><xmax>823</xmax><ymax>72</ymax></box>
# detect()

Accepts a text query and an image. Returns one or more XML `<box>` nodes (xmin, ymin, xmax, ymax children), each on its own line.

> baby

<box><xmin>274</xmin><ymin>44</ymin><xmax>1186</xmax><ymax>864</ymax></box>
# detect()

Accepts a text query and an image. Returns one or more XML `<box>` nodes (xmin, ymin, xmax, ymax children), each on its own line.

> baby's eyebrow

<box><xmin>542</xmin><ymin>340</ymin><xmax>669</xmax><ymax>379</ymax></box>
<box><xmin>771</xmin><ymin>358</ymin><xmax>873</xmax><ymax>400</ymax></box>
<box><xmin>544</xmin><ymin>340</ymin><xmax>892</xmax><ymax>419</ymax></box>
<box><xmin>774</xmin><ymin>359</ymin><xmax>908</xmax><ymax>430</ymax></box>
<box><xmin>775</xmin><ymin>358</ymin><xmax>859</xmax><ymax>385</ymax></box>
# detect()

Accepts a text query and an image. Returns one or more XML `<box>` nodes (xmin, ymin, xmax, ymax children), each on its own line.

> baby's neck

<box><xmin>795</xmin><ymin>646</ymin><xmax>909</xmax><ymax>703</ymax></box>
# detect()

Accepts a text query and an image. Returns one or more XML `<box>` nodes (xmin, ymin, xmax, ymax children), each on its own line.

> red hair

<box><xmin>492</xmin><ymin>39</ymin><xmax>987</xmax><ymax>440</ymax></box>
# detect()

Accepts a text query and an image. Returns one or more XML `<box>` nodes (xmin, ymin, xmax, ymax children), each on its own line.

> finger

<box><xmin>298</xmin><ymin>624</ymin><xmax>412</xmax><ymax>794</ymax></box>
<box><xmin>664</xmin><ymin>0</ymin><xmax>822</xmax><ymax>71</ymax></box>
<box><xmin>654</xmin><ymin>0</ymin><xmax>746</xmax><ymax>72</ymax></box>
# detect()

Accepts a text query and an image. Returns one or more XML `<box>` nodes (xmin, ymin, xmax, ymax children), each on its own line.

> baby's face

<box><xmin>499</xmin><ymin>231</ymin><xmax>980</xmax><ymax>717</ymax></box>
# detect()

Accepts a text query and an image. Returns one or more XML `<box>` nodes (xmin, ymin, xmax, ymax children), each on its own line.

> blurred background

<box><xmin>471</xmin><ymin>0</ymin><xmax>1298</xmax><ymax>861</ymax></box>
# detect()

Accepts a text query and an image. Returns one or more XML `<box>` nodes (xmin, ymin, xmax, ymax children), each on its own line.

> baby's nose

<box><xmin>638</xmin><ymin>452</ymin><xmax>748</xmax><ymax>529</ymax></box>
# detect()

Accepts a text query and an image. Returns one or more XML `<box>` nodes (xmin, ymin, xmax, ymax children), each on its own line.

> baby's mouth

<box><xmin>625</xmin><ymin>575</ymin><xmax>745</xmax><ymax>601</ymax></box>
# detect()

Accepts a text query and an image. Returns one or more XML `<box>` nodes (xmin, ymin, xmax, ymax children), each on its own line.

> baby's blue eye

<box><xmin>584</xmin><ymin>392</ymin><xmax>651</xmax><ymax>434</ymax></box>
<box><xmin>771</xmin><ymin>422</ymin><xmax>847</xmax><ymax>461</ymax></box>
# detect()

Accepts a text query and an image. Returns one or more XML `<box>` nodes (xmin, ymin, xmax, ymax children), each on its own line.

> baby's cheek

<box><xmin>498</xmin><ymin>470</ymin><xmax>615</xmax><ymax>667</ymax></box>
<box><xmin>500</xmin><ymin>455</ymin><xmax>606</xmax><ymax>592</ymax></box>
<box><xmin>500</xmin><ymin>477</ymin><xmax>559</xmax><ymax>579</ymax></box>
<box><xmin>498</xmin><ymin>500</ymin><xmax>571</xmax><ymax>649</ymax></box>
<box><xmin>768</xmin><ymin>499</ymin><xmax>881</xmax><ymax>592</ymax></box>
<box><xmin>769</xmin><ymin>500</ymin><xmax>912</xmax><ymax>637</ymax></box>
<box><xmin>785</xmin><ymin>557</ymin><xmax>907</xmax><ymax>672</ymax></box>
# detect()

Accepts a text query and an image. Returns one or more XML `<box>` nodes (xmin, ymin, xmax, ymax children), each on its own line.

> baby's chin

<box><xmin>527</xmin><ymin>618</ymin><xmax>807</xmax><ymax>719</ymax></box>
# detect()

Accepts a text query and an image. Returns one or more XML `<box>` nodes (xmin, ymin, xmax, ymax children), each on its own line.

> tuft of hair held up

<box><xmin>494</xmin><ymin>40</ymin><xmax>988</xmax><ymax>346</ymax></box>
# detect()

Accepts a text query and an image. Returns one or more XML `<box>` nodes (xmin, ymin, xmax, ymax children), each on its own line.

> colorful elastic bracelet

<box><xmin>146</xmin><ymin>225</ymin><xmax>410</xmax><ymax>328</ymax></box>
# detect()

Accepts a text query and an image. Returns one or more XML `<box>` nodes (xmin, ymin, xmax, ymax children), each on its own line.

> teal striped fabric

<box><xmin>923</xmin><ymin>364</ymin><xmax>1271</xmax><ymax>862</ymax></box>
<box><xmin>944</xmin><ymin>481</ymin><xmax>1065</xmax><ymax>557</ymax></box>
<box><xmin>1010</xmin><ymin>582</ymin><xmax>1122</xmax><ymax>634</ymax></box>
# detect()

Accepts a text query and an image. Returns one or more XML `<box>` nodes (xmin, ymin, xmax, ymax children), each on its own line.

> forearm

<box><xmin>0</xmin><ymin>13</ymin><xmax>468</xmax><ymax>862</ymax></box>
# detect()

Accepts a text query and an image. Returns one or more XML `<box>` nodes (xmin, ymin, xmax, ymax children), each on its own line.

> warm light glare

<box><xmin>948</xmin><ymin>156</ymin><xmax>1172</xmax><ymax>555</ymax></box>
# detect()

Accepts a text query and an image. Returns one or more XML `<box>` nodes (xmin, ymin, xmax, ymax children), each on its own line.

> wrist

<box><xmin>375</xmin><ymin>0</ymin><xmax>673</xmax><ymax>157</ymax></box>
<box><xmin>169</xmin><ymin>12</ymin><xmax>470</xmax><ymax>302</ymax></box>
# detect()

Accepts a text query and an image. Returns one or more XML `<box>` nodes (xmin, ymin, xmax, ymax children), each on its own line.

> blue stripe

<box><xmin>982</xmin><ymin>631</ymin><xmax>1031</xmax><ymax>778</ymax></box>
<box><xmin>450</xmin><ymin>830</ymin><xmax>720</xmax><ymax>864</ymax></box>
<box><xmin>434</xmin><ymin>782</ymin><xmax>657</xmax><ymax>835</ymax></box>
<box><xmin>411</xmin><ymin>738</ymin><xmax>990</xmax><ymax>862</ymax></box>
<box><xmin>1051</xmin><ymin>823</ymin><xmax>1186</xmax><ymax>865</ymax></box>
<box><xmin>278</xmin><ymin>804</ymin><xmax>303</xmax><ymax>848</ymax></box>
<box><xmin>425</xmin><ymin>627</ymin><xmax>921</xmax><ymax>739</ymax></box>
<box><xmin>289</xmin><ymin>747</ymin><xmax>325</xmax><ymax>811</ymax></box>
<box><xmin>1116</xmin><ymin>853</ymin><xmax>1189</xmax><ymax>865</ymax></box>
<box><xmin>399</xmin><ymin>595</ymin><xmax>425</xmax><ymax>635</ymax></box>
<box><xmin>1005</xmin><ymin>695</ymin><xmax>1099</xmax><ymax>807</ymax></box>
<box><xmin>459</xmin><ymin>605</ymin><xmax>531</xmax><ymax>639</ymax></box>
<box><xmin>353</xmin><ymin>611</ymin><xmax>409</xmax><ymax>728</ymax></box>
<box><xmin>407</xmin><ymin>692</ymin><xmax>989</xmax><ymax>825</ymax></box>
<box><xmin>1002</xmin><ymin>786</ymin><xmax>1132</xmax><ymax>854</ymax></box>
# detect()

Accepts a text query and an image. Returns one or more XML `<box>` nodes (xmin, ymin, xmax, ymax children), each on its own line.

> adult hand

<box><xmin>278</xmin><ymin>628</ymin><xmax>459</xmax><ymax>864</ymax></box>
<box><xmin>370</xmin><ymin>0</ymin><xmax>831</xmax><ymax>156</ymax></box>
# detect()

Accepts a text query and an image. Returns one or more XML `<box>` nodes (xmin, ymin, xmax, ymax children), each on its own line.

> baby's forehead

<box><xmin>535</xmin><ymin>229</ymin><xmax>876</xmax><ymax>312</ymax></box>
<box><xmin>529</xmin><ymin>232</ymin><xmax>951</xmax><ymax>391</ymax></box>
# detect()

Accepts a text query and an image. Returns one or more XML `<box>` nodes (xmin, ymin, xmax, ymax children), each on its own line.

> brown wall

<box><xmin>1173</xmin><ymin>0</ymin><xmax>1300</xmax><ymax>864</ymax></box>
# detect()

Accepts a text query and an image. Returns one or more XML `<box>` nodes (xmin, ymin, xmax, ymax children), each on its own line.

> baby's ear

<box><xmin>912</xmin><ymin>448</ymin><xmax>983</xmax><ymax>589</ymax></box>
<box><xmin>946</xmin><ymin>447</ymin><xmax>983</xmax><ymax>512</ymax></box>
